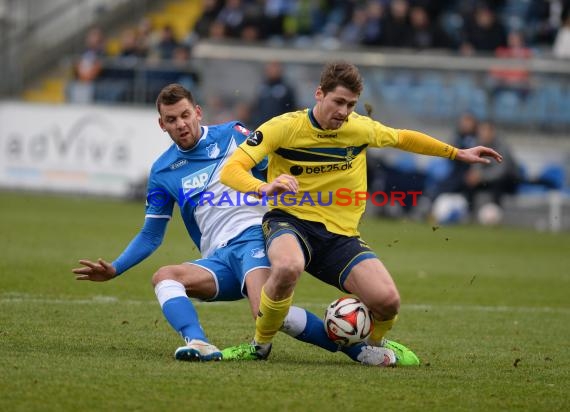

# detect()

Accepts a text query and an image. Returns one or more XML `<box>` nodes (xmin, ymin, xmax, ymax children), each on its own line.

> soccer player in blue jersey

<box><xmin>73</xmin><ymin>83</ymin><xmax>396</xmax><ymax>365</ymax></box>
<box><xmin>221</xmin><ymin>61</ymin><xmax>503</xmax><ymax>365</ymax></box>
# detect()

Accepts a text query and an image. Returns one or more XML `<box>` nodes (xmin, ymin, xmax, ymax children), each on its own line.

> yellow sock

<box><xmin>369</xmin><ymin>315</ymin><xmax>398</xmax><ymax>344</ymax></box>
<box><xmin>254</xmin><ymin>287</ymin><xmax>293</xmax><ymax>344</ymax></box>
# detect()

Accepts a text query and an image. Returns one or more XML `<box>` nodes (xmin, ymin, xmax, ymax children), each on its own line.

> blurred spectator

<box><xmin>383</xmin><ymin>0</ymin><xmax>412</xmax><ymax>47</ymax></box>
<box><xmin>261</xmin><ymin>0</ymin><xmax>291</xmax><ymax>39</ymax></box>
<box><xmin>208</xmin><ymin>20</ymin><xmax>228</xmax><ymax>40</ymax></box>
<box><xmin>463</xmin><ymin>121</ymin><xmax>520</xmax><ymax>211</ymax></box>
<box><xmin>488</xmin><ymin>31</ymin><xmax>533</xmax><ymax>96</ymax></box>
<box><xmin>339</xmin><ymin>1</ymin><xmax>385</xmax><ymax>47</ymax></box>
<box><xmin>408</xmin><ymin>5</ymin><xmax>454</xmax><ymax>49</ymax></box>
<box><xmin>171</xmin><ymin>45</ymin><xmax>200</xmax><ymax>95</ymax></box>
<box><xmin>411</xmin><ymin>0</ymin><xmax>453</xmax><ymax>21</ymax></box>
<box><xmin>252</xmin><ymin>60</ymin><xmax>297</xmax><ymax>127</ymax></box>
<box><xmin>338</xmin><ymin>5</ymin><xmax>367</xmax><ymax>45</ymax></box>
<box><xmin>423</xmin><ymin>112</ymin><xmax>479</xmax><ymax>205</ymax></box>
<box><xmin>67</xmin><ymin>26</ymin><xmax>106</xmax><ymax>103</ymax></box>
<box><xmin>96</xmin><ymin>28</ymin><xmax>145</xmax><ymax>103</ymax></box>
<box><xmin>460</xmin><ymin>3</ymin><xmax>507</xmax><ymax>55</ymax></box>
<box><xmin>216</xmin><ymin>0</ymin><xmax>247</xmax><ymax>38</ymax></box>
<box><xmin>135</xmin><ymin>17</ymin><xmax>160</xmax><ymax>58</ymax></box>
<box><xmin>553</xmin><ymin>8</ymin><xmax>570</xmax><ymax>58</ymax></box>
<box><xmin>144</xmin><ymin>45</ymin><xmax>200</xmax><ymax>103</ymax></box>
<box><xmin>282</xmin><ymin>0</ymin><xmax>319</xmax><ymax>40</ymax></box>
<box><xmin>118</xmin><ymin>28</ymin><xmax>146</xmax><ymax>60</ymax></box>
<box><xmin>193</xmin><ymin>0</ymin><xmax>224</xmax><ymax>39</ymax></box>
<box><xmin>525</xmin><ymin>0</ymin><xmax>567</xmax><ymax>46</ymax></box>
<box><xmin>74</xmin><ymin>26</ymin><xmax>106</xmax><ymax>82</ymax></box>
<box><xmin>240</xmin><ymin>24</ymin><xmax>260</xmax><ymax>41</ymax></box>
<box><xmin>240</xmin><ymin>4</ymin><xmax>266</xmax><ymax>43</ymax></box>
<box><xmin>152</xmin><ymin>25</ymin><xmax>181</xmax><ymax>60</ymax></box>
<box><xmin>320</xmin><ymin>0</ymin><xmax>358</xmax><ymax>38</ymax></box>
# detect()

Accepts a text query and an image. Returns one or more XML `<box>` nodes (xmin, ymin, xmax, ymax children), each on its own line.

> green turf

<box><xmin>1</xmin><ymin>191</ymin><xmax>569</xmax><ymax>411</ymax></box>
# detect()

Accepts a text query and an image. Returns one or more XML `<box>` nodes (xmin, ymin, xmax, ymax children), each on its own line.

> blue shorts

<box><xmin>189</xmin><ymin>225</ymin><xmax>270</xmax><ymax>301</ymax></box>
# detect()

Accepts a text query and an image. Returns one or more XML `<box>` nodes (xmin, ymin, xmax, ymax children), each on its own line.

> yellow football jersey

<box><xmin>239</xmin><ymin>109</ymin><xmax>400</xmax><ymax>236</ymax></box>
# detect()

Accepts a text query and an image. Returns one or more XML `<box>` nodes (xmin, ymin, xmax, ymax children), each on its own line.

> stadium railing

<box><xmin>69</xmin><ymin>41</ymin><xmax>570</xmax><ymax>132</ymax></box>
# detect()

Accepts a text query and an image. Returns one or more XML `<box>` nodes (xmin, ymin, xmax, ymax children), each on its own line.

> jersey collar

<box><xmin>308</xmin><ymin>108</ymin><xmax>324</xmax><ymax>130</ymax></box>
<box><xmin>176</xmin><ymin>126</ymin><xmax>207</xmax><ymax>153</ymax></box>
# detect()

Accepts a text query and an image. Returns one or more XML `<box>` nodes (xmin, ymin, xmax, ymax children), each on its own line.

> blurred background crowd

<box><xmin>64</xmin><ymin>0</ymin><xmax>570</xmax><ymax>101</ymax></box>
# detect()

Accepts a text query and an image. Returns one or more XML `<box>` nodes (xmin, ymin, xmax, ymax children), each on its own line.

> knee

<box><xmin>383</xmin><ymin>289</ymin><xmax>401</xmax><ymax>317</ymax></box>
<box><xmin>151</xmin><ymin>265</ymin><xmax>178</xmax><ymax>287</ymax></box>
<box><xmin>270</xmin><ymin>254</ymin><xmax>304</xmax><ymax>288</ymax></box>
<box><xmin>369</xmin><ymin>287</ymin><xmax>400</xmax><ymax>319</ymax></box>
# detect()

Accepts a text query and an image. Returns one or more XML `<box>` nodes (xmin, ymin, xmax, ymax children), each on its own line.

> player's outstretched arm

<box><xmin>72</xmin><ymin>217</ymin><xmax>169</xmax><ymax>282</ymax></box>
<box><xmin>455</xmin><ymin>146</ymin><xmax>503</xmax><ymax>164</ymax></box>
<box><xmin>73</xmin><ymin>258</ymin><xmax>116</xmax><ymax>282</ymax></box>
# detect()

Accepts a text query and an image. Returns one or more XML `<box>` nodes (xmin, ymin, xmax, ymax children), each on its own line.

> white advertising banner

<box><xmin>0</xmin><ymin>102</ymin><xmax>172</xmax><ymax>196</ymax></box>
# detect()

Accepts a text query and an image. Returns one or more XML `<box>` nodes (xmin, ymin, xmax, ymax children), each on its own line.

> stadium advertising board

<box><xmin>0</xmin><ymin>102</ymin><xmax>170</xmax><ymax>196</ymax></box>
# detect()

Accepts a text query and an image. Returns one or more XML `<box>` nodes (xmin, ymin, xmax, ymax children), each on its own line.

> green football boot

<box><xmin>382</xmin><ymin>339</ymin><xmax>420</xmax><ymax>366</ymax></box>
<box><xmin>221</xmin><ymin>342</ymin><xmax>272</xmax><ymax>361</ymax></box>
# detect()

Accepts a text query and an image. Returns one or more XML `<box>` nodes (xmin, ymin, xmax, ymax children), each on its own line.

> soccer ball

<box><xmin>432</xmin><ymin>193</ymin><xmax>468</xmax><ymax>225</ymax></box>
<box><xmin>477</xmin><ymin>202</ymin><xmax>503</xmax><ymax>226</ymax></box>
<box><xmin>324</xmin><ymin>296</ymin><xmax>374</xmax><ymax>346</ymax></box>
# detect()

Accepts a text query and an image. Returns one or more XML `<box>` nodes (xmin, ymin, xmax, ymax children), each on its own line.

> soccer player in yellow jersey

<box><xmin>220</xmin><ymin>61</ymin><xmax>502</xmax><ymax>366</ymax></box>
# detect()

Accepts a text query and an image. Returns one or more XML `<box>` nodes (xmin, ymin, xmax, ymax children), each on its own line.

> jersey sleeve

<box><xmin>220</xmin><ymin>119</ymin><xmax>284</xmax><ymax>194</ymax></box>
<box><xmin>231</xmin><ymin>122</ymin><xmax>251</xmax><ymax>145</ymax></box>
<box><xmin>231</xmin><ymin>122</ymin><xmax>269</xmax><ymax>175</ymax></box>
<box><xmin>369</xmin><ymin>118</ymin><xmax>400</xmax><ymax>147</ymax></box>
<box><xmin>112</xmin><ymin>173</ymin><xmax>172</xmax><ymax>275</ymax></box>
<box><xmin>239</xmin><ymin>118</ymin><xmax>285</xmax><ymax>165</ymax></box>
<box><xmin>220</xmin><ymin>149</ymin><xmax>265</xmax><ymax>194</ymax></box>
<box><xmin>145</xmin><ymin>174</ymin><xmax>175</xmax><ymax>219</ymax></box>
<box><xmin>112</xmin><ymin>217</ymin><xmax>168</xmax><ymax>275</ymax></box>
<box><xmin>395</xmin><ymin>129</ymin><xmax>458</xmax><ymax>159</ymax></box>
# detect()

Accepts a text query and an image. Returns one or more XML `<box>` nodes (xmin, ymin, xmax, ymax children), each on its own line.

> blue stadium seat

<box><xmin>454</xmin><ymin>86</ymin><xmax>488</xmax><ymax>119</ymax></box>
<box><xmin>392</xmin><ymin>152</ymin><xmax>418</xmax><ymax>174</ymax></box>
<box><xmin>408</xmin><ymin>86</ymin><xmax>430</xmax><ymax>117</ymax></box>
<box><xmin>539</xmin><ymin>164</ymin><xmax>566</xmax><ymax>190</ymax></box>
<box><xmin>425</xmin><ymin>157</ymin><xmax>452</xmax><ymax>188</ymax></box>
<box><xmin>492</xmin><ymin>90</ymin><xmax>524</xmax><ymax>124</ymax></box>
<box><xmin>526</xmin><ymin>84</ymin><xmax>570</xmax><ymax>127</ymax></box>
<box><xmin>377</xmin><ymin>72</ymin><xmax>413</xmax><ymax>107</ymax></box>
<box><xmin>517</xmin><ymin>163</ymin><xmax>566</xmax><ymax>194</ymax></box>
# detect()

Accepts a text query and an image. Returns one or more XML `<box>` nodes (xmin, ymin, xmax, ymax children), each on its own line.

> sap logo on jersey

<box><xmin>181</xmin><ymin>164</ymin><xmax>216</xmax><ymax>194</ymax></box>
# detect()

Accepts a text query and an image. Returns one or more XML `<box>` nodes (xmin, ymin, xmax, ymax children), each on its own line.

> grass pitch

<box><xmin>1</xmin><ymin>191</ymin><xmax>568</xmax><ymax>411</ymax></box>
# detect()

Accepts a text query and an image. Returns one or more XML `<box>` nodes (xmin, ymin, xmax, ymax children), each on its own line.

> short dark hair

<box><xmin>319</xmin><ymin>61</ymin><xmax>363</xmax><ymax>95</ymax></box>
<box><xmin>156</xmin><ymin>83</ymin><xmax>195</xmax><ymax>113</ymax></box>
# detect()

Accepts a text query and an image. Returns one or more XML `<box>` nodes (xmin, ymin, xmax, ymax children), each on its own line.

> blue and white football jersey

<box><xmin>145</xmin><ymin>121</ymin><xmax>267</xmax><ymax>257</ymax></box>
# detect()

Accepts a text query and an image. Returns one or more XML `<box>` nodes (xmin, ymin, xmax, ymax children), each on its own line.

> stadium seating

<box><xmin>22</xmin><ymin>0</ymin><xmax>202</xmax><ymax>104</ymax></box>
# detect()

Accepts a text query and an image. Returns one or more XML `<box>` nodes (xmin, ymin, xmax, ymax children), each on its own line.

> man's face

<box><xmin>158</xmin><ymin>98</ymin><xmax>203</xmax><ymax>150</ymax></box>
<box><xmin>314</xmin><ymin>86</ymin><xmax>359</xmax><ymax>130</ymax></box>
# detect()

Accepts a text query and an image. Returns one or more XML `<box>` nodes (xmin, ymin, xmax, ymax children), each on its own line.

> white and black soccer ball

<box><xmin>324</xmin><ymin>296</ymin><xmax>374</xmax><ymax>346</ymax></box>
